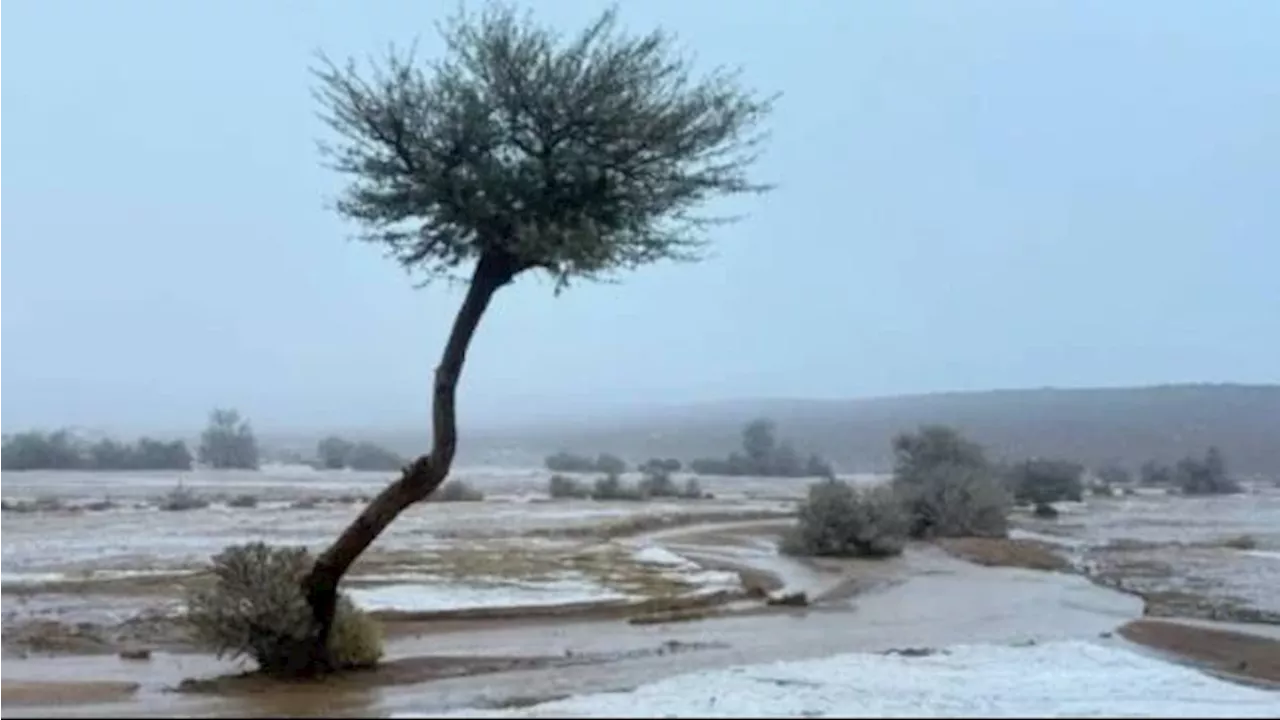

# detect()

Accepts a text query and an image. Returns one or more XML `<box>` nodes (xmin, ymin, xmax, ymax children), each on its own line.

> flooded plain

<box><xmin>2</xmin><ymin>467</ymin><xmax>1278</xmax><ymax>717</ymax></box>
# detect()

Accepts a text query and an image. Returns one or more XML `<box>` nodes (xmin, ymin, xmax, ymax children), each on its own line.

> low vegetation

<box><xmin>891</xmin><ymin>426</ymin><xmax>1010</xmax><ymax>539</ymax></box>
<box><xmin>690</xmin><ymin>419</ymin><xmax>834</xmax><ymax>478</ymax></box>
<box><xmin>227</xmin><ymin>494</ymin><xmax>260</xmax><ymax>509</ymax></box>
<box><xmin>1138</xmin><ymin>447</ymin><xmax>1242</xmax><ymax>495</ymax></box>
<box><xmin>544</xmin><ymin>451</ymin><xmax>628</xmax><ymax>475</ymax></box>
<box><xmin>583</xmin><ymin>472</ymin><xmax>707</xmax><ymax>502</ymax></box>
<box><xmin>548</xmin><ymin>474</ymin><xmax>592</xmax><ymax>499</ymax></box>
<box><xmin>781</xmin><ymin>480</ymin><xmax>907</xmax><ymax>558</ymax></box>
<box><xmin>2</xmin><ymin>430</ymin><xmax>193</xmax><ymax>471</ymax></box>
<box><xmin>159</xmin><ymin>485</ymin><xmax>210</xmax><ymax>512</ymax></box>
<box><xmin>784</xmin><ymin>425</ymin><xmax>1011</xmax><ymax>559</ymax></box>
<box><xmin>430</xmin><ymin>480</ymin><xmax>485</xmax><ymax>502</ymax></box>
<box><xmin>316</xmin><ymin>436</ymin><xmax>405</xmax><ymax>471</ymax></box>
<box><xmin>185</xmin><ymin>543</ymin><xmax>382</xmax><ymax>675</ymax></box>
<box><xmin>1006</xmin><ymin>458</ymin><xmax>1085</xmax><ymax>505</ymax></box>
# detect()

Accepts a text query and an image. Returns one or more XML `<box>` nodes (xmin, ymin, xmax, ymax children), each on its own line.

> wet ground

<box><xmin>3</xmin><ymin>469</ymin><xmax>1278</xmax><ymax>716</ymax></box>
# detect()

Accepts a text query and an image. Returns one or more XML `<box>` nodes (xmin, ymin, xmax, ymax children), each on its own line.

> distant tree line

<box><xmin>317</xmin><ymin>436</ymin><xmax>406</xmax><ymax>472</ymax></box>
<box><xmin>1138</xmin><ymin>447</ymin><xmax>1240</xmax><ymax>495</ymax></box>
<box><xmin>1</xmin><ymin>430</ymin><xmax>193</xmax><ymax>471</ymax></box>
<box><xmin>544</xmin><ymin>420</ymin><xmax>833</xmax><ymax>479</ymax></box>
<box><xmin>689</xmin><ymin>419</ymin><xmax>834</xmax><ymax>478</ymax></box>
<box><xmin>544</xmin><ymin>451</ymin><xmax>628</xmax><ymax>475</ymax></box>
<box><xmin>2</xmin><ymin>407</ymin><xmax>264</xmax><ymax>472</ymax></box>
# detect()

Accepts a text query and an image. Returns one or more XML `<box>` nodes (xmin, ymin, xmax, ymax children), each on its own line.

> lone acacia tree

<box><xmin>302</xmin><ymin>3</ymin><xmax>773</xmax><ymax>668</ymax></box>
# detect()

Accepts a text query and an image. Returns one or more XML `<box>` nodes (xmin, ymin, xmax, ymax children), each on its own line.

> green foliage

<box><xmin>1007</xmin><ymin>458</ymin><xmax>1085</xmax><ymax>505</ymax></box>
<box><xmin>431</xmin><ymin>480</ymin><xmax>485</xmax><ymax>502</ymax></box>
<box><xmin>548</xmin><ymin>474</ymin><xmax>591</xmax><ymax>499</ymax></box>
<box><xmin>312</xmin><ymin>2</ymin><xmax>773</xmax><ymax>291</ymax></box>
<box><xmin>690</xmin><ymin>418</ymin><xmax>833</xmax><ymax>478</ymax></box>
<box><xmin>185</xmin><ymin>543</ymin><xmax>383</xmax><ymax>675</ymax></box>
<box><xmin>782</xmin><ymin>480</ymin><xmax>907</xmax><ymax>558</ymax></box>
<box><xmin>891</xmin><ymin>426</ymin><xmax>1010</xmax><ymax>539</ymax></box>
<box><xmin>1</xmin><ymin>430</ymin><xmax>192</xmax><ymax>471</ymax></box>
<box><xmin>198</xmin><ymin>409</ymin><xmax>260</xmax><ymax>470</ymax></box>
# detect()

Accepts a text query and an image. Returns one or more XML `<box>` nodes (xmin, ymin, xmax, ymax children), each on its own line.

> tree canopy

<box><xmin>312</xmin><ymin>3</ymin><xmax>774</xmax><ymax>291</ymax></box>
<box><xmin>198</xmin><ymin>409</ymin><xmax>260</xmax><ymax>470</ymax></box>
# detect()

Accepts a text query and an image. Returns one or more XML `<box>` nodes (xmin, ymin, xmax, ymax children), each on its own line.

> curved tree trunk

<box><xmin>301</xmin><ymin>251</ymin><xmax>516</xmax><ymax>672</ymax></box>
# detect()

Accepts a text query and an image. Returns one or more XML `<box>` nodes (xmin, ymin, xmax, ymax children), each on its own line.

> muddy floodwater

<box><xmin>3</xmin><ymin>467</ymin><xmax>1278</xmax><ymax>717</ymax></box>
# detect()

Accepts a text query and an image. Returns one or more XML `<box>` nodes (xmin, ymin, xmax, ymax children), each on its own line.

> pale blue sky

<box><xmin>3</xmin><ymin>0</ymin><xmax>1277</xmax><ymax>434</ymax></box>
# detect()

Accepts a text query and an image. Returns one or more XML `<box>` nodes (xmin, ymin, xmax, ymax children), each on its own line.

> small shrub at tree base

<box><xmin>782</xmin><ymin>480</ymin><xmax>908</xmax><ymax>558</ymax></box>
<box><xmin>185</xmin><ymin>543</ymin><xmax>382</xmax><ymax>675</ymax></box>
<box><xmin>548</xmin><ymin>474</ymin><xmax>591</xmax><ymax>499</ymax></box>
<box><xmin>432</xmin><ymin>480</ymin><xmax>485</xmax><ymax>502</ymax></box>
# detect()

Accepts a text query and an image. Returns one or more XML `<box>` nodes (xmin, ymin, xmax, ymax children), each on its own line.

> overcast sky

<box><xmin>3</xmin><ymin>0</ymin><xmax>1277</xmax><ymax>435</ymax></box>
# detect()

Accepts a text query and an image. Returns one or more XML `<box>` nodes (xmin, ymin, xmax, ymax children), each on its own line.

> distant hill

<box><xmin>449</xmin><ymin>384</ymin><xmax>1280</xmax><ymax>476</ymax></box>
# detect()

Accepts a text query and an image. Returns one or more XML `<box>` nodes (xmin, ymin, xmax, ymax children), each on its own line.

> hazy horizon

<box><xmin>5</xmin><ymin>0</ymin><xmax>1277</xmax><ymax>435</ymax></box>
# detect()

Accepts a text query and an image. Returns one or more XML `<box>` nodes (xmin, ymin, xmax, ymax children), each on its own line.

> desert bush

<box><xmin>896</xmin><ymin>463</ymin><xmax>1010</xmax><ymax>539</ymax></box>
<box><xmin>781</xmin><ymin>480</ymin><xmax>907</xmax><ymax>558</ymax></box>
<box><xmin>227</xmin><ymin>494</ymin><xmax>260</xmax><ymax>509</ymax></box>
<box><xmin>638</xmin><ymin>472</ymin><xmax>681</xmax><ymax>498</ymax></box>
<box><xmin>892</xmin><ymin>426</ymin><xmax>1010</xmax><ymax>539</ymax></box>
<box><xmin>185</xmin><ymin>542</ymin><xmax>382</xmax><ymax>675</ymax></box>
<box><xmin>548</xmin><ymin>474</ymin><xmax>591</xmax><ymax>499</ymax></box>
<box><xmin>1175</xmin><ymin>447</ymin><xmax>1242</xmax><ymax>496</ymax></box>
<box><xmin>591</xmin><ymin>474</ymin><xmax>644</xmax><ymax>501</ymax></box>
<box><xmin>1032</xmin><ymin>502</ymin><xmax>1060</xmax><ymax>519</ymax></box>
<box><xmin>432</xmin><ymin>480</ymin><xmax>485</xmax><ymax>502</ymax></box>
<box><xmin>681</xmin><ymin>477</ymin><xmax>706</xmax><ymax>499</ymax></box>
<box><xmin>1007</xmin><ymin>459</ymin><xmax>1085</xmax><ymax>505</ymax></box>
<box><xmin>159</xmin><ymin>485</ymin><xmax>210</xmax><ymax>512</ymax></box>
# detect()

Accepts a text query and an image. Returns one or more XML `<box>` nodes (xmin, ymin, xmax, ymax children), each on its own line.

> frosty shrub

<box><xmin>431</xmin><ymin>480</ymin><xmax>485</xmax><ymax>502</ymax></box>
<box><xmin>895</xmin><ymin>463</ymin><xmax>1011</xmax><ymax>539</ymax></box>
<box><xmin>159</xmin><ymin>485</ymin><xmax>210</xmax><ymax>512</ymax></box>
<box><xmin>782</xmin><ymin>480</ymin><xmax>908</xmax><ymax>558</ymax></box>
<box><xmin>591</xmin><ymin>474</ymin><xmax>644</xmax><ymax>501</ymax></box>
<box><xmin>891</xmin><ymin>426</ymin><xmax>1011</xmax><ymax>539</ymax></box>
<box><xmin>637</xmin><ymin>471</ymin><xmax>681</xmax><ymax>498</ymax></box>
<box><xmin>185</xmin><ymin>542</ymin><xmax>382</xmax><ymax>675</ymax></box>
<box><xmin>548</xmin><ymin>474</ymin><xmax>591</xmax><ymax>499</ymax></box>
